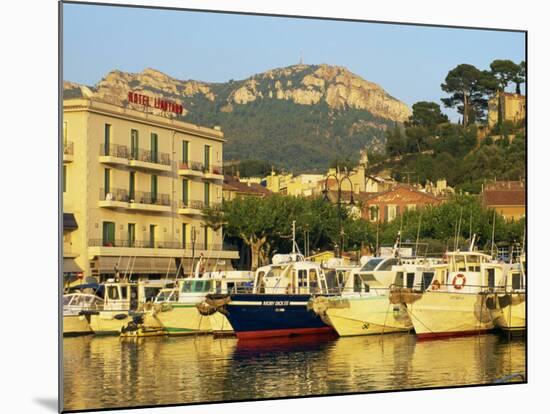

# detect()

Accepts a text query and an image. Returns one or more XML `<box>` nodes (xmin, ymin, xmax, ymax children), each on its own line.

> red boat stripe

<box><xmin>236</xmin><ymin>326</ymin><xmax>334</xmax><ymax>339</ymax></box>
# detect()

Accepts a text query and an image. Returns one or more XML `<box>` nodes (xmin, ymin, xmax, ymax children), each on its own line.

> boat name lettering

<box><xmin>262</xmin><ymin>301</ymin><xmax>290</xmax><ymax>306</ymax></box>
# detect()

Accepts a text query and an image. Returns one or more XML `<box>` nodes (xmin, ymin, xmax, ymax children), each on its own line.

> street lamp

<box><xmin>322</xmin><ymin>168</ymin><xmax>355</xmax><ymax>258</ymax></box>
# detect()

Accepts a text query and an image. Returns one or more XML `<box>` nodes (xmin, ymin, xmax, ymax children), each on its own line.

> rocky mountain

<box><xmin>64</xmin><ymin>64</ymin><xmax>411</xmax><ymax>172</ymax></box>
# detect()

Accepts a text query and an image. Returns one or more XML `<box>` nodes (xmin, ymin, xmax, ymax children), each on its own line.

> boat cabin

<box><xmin>503</xmin><ymin>255</ymin><xmax>526</xmax><ymax>292</ymax></box>
<box><xmin>63</xmin><ymin>293</ymin><xmax>103</xmax><ymax>315</ymax></box>
<box><xmin>443</xmin><ymin>251</ymin><xmax>505</xmax><ymax>293</ymax></box>
<box><xmin>103</xmin><ymin>282</ymin><xmax>139</xmax><ymax>311</ymax></box>
<box><xmin>253</xmin><ymin>259</ymin><xmax>329</xmax><ymax>295</ymax></box>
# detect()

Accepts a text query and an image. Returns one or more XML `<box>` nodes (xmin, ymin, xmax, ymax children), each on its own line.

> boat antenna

<box><xmin>292</xmin><ymin>220</ymin><xmax>296</xmax><ymax>254</ymax></box>
<box><xmin>468</xmin><ymin>234</ymin><xmax>476</xmax><ymax>252</ymax></box>
<box><xmin>415</xmin><ymin>211</ymin><xmax>422</xmax><ymax>258</ymax></box>
<box><xmin>490</xmin><ymin>209</ymin><xmax>496</xmax><ymax>258</ymax></box>
<box><xmin>455</xmin><ymin>207</ymin><xmax>463</xmax><ymax>251</ymax></box>
<box><xmin>468</xmin><ymin>209</ymin><xmax>473</xmax><ymax>242</ymax></box>
<box><xmin>375</xmin><ymin>218</ymin><xmax>380</xmax><ymax>257</ymax></box>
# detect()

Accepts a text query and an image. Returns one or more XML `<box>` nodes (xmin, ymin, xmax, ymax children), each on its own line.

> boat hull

<box><xmin>488</xmin><ymin>293</ymin><xmax>526</xmax><ymax>332</ymax></box>
<box><xmin>209</xmin><ymin>312</ymin><xmax>234</xmax><ymax>335</ymax></box>
<box><xmin>224</xmin><ymin>294</ymin><xmax>334</xmax><ymax>339</ymax></box>
<box><xmin>153</xmin><ymin>304</ymin><xmax>212</xmax><ymax>335</ymax></box>
<box><xmin>63</xmin><ymin>314</ymin><xmax>92</xmax><ymax>336</ymax></box>
<box><xmin>89</xmin><ymin>311</ymin><xmax>161</xmax><ymax>335</ymax></box>
<box><xmin>326</xmin><ymin>295</ymin><xmax>412</xmax><ymax>337</ymax></box>
<box><xmin>406</xmin><ymin>291</ymin><xmax>494</xmax><ymax>339</ymax></box>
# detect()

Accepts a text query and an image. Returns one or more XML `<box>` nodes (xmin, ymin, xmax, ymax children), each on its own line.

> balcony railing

<box><xmin>130</xmin><ymin>148</ymin><xmax>171</xmax><ymax>166</ymax></box>
<box><xmin>179</xmin><ymin>161</ymin><xmax>205</xmax><ymax>172</ymax></box>
<box><xmin>64</xmin><ymin>141</ymin><xmax>74</xmax><ymax>155</ymax></box>
<box><xmin>88</xmin><ymin>239</ymin><xmax>234</xmax><ymax>251</ymax></box>
<box><xmin>100</xmin><ymin>187</ymin><xmax>129</xmax><ymax>202</ymax></box>
<box><xmin>178</xmin><ymin>199</ymin><xmax>205</xmax><ymax>210</ymax></box>
<box><xmin>100</xmin><ymin>143</ymin><xmax>129</xmax><ymax>159</ymax></box>
<box><xmin>207</xmin><ymin>164</ymin><xmax>223</xmax><ymax>175</ymax></box>
<box><xmin>132</xmin><ymin>191</ymin><xmax>171</xmax><ymax>206</ymax></box>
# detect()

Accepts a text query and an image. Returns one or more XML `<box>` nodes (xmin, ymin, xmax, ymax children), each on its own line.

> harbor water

<box><xmin>63</xmin><ymin>333</ymin><xmax>526</xmax><ymax>411</ymax></box>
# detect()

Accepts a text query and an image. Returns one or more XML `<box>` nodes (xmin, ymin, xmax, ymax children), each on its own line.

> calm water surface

<box><xmin>63</xmin><ymin>333</ymin><xmax>526</xmax><ymax>411</ymax></box>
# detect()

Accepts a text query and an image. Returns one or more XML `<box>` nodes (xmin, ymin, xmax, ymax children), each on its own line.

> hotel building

<box><xmin>63</xmin><ymin>97</ymin><xmax>238</xmax><ymax>284</ymax></box>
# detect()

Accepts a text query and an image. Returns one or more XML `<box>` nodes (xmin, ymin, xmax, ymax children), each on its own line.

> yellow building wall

<box><xmin>63</xmin><ymin>99</ymin><xmax>234</xmax><ymax>278</ymax></box>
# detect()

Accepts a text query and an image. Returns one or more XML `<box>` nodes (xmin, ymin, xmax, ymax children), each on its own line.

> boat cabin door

<box><xmin>130</xmin><ymin>285</ymin><xmax>139</xmax><ymax>310</ymax></box>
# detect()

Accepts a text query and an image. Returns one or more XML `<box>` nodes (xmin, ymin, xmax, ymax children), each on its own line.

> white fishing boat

<box><xmin>88</xmin><ymin>280</ymin><xmax>163</xmax><ymax>335</ymax></box>
<box><xmin>63</xmin><ymin>291</ymin><xmax>103</xmax><ymax>336</ymax></box>
<box><xmin>391</xmin><ymin>238</ymin><xmax>505</xmax><ymax>339</ymax></box>
<box><xmin>486</xmin><ymin>254</ymin><xmax>526</xmax><ymax>333</ymax></box>
<box><xmin>310</xmin><ymin>254</ymin><xmax>446</xmax><ymax>336</ymax></box>
<box><xmin>152</xmin><ymin>271</ymin><xmax>254</xmax><ymax>335</ymax></box>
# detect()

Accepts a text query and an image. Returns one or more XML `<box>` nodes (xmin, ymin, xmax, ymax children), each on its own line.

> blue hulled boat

<box><xmin>204</xmin><ymin>253</ymin><xmax>339</xmax><ymax>339</ymax></box>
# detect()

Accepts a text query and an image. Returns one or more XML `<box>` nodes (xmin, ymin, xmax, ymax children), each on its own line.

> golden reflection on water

<box><xmin>63</xmin><ymin>333</ymin><xmax>525</xmax><ymax>411</ymax></box>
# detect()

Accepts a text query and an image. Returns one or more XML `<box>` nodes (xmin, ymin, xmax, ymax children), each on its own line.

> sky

<box><xmin>63</xmin><ymin>3</ymin><xmax>526</xmax><ymax>121</ymax></box>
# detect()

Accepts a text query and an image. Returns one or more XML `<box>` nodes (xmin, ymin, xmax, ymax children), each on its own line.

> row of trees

<box><xmin>204</xmin><ymin>194</ymin><xmax>524</xmax><ymax>270</ymax></box>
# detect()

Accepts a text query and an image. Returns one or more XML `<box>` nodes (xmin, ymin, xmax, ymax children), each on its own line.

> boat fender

<box><xmin>114</xmin><ymin>313</ymin><xmax>128</xmax><ymax>320</ymax></box>
<box><xmin>485</xmin><ymin>295</ymin><xmax>497</xmax><ymax>310</ymax></box>
<box><xmin>498</xmin><ymin>294</ymin><xmax>511</xmax><ymax>309</ymax></box>
<box><xmin>431</xmin><ymin>280</ymin><xmax>441</xmax><ymax>291</ymax></box>
<box><xmin>452</xmin><ymin>274</ymin><xmax>466</xmax><ymax>290</ymax></box>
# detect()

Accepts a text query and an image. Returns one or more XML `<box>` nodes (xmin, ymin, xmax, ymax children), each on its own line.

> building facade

<box><xmin>488</xmin><ymin>92</ymin><xmax>526</xmax><ymax>128</ymax></box>
<box><xmin>63</xmin><ymin>98</ymin><xmax>238</xmax><ymax>283</ymax></box>
<box><xmin>482</xmin><ymin>180</ymin><xmax>526</xmax><ymax>221</ymax></box>
<box><xmin>361</xmin><ymin>185</ymin><xmax>444</xmax><ymax>222</ymax></box>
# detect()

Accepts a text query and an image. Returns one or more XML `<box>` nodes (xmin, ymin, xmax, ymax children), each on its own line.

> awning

<box><xmin>63</xmin><ymin>258</ymin><xmax>83</xmax><ymax>274</ymax></box>
<box><xmin>94</xmin><ymin>257</ymin><xmax>177</xmax><ymax>275</ymax></box>
<box><xmin>63</xmin><ymin>213</ymin><xmax>78</xmax><ymax>231</ymax></box>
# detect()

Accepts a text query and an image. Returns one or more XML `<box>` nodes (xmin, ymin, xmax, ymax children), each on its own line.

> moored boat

<box><xmin>63</xmin><ymin>290</ymin><xmax>103</xmax><ymax>336</ymax></box>
<box><xmin>486</xmin><ymin>254</ymin><xmax>526</xmax><ymax>333</ymax></box>
<box><xmin>203</xmin><ymin>252</ymin><xmax>337</xmax><ymax>340</ymax></box>
<box><xmin>87</xmin><ymin>280</ymin><xmax>162</xmax><ymax>335</ymax></box>
<box><xmin>310</xmin><ymin>257</ymin><xmax>420</xmax><ymax>336</ymax></box>
<box><xmin>152</xmin><ymin>271</ymin><xmax>254</xmax><ymax>335</ymax></box>
<box><xmin>391</xmin><ymin>243</ymin><xmax>505</xmax><ymax>339</ymax></box>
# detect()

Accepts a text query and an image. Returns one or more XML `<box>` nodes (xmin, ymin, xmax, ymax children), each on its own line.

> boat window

<box><xmin>406</xmin><ymin>273</ymin><xmax>415</xmax><ymax>289</ymax></box>
<box><xmin>182</xmin><ymin>281</ymin><xmax>193</xmax><ymax>293</ymax></box>
<box><xmin>361</xmin><ymin>258</ymin><xmax>384</xmax><ymax>271</ymax></box>
<box><xmin>454</xmin><ymin>255</ymin><xmax>466</xmax><ymax>272</ymax></box>
<box><xmin>107</xmin><ymin>286</ymin><xmax>119</xmax><ymax>300</ymax></box>
<box><xmin>309</xmin><ymin>269</ymin><xmax>319</xmax><ymax>293</ymax></box>
<box><xmin>226</xmin><ymin>282</ymin><xmax>235</xmax><ymax>293</ymax></box>
<box><xmin>195</xmin><ymin>281</ymin><xmax>204</xmax><ymax>292</ymax></box>
<box><xmin>63</xmin><ymin>296</ymin><xmax>72</xmax><ymax>306</ymax></box>
<box><xmin>394</xmin><ymin>272</ymin><xmax>404</xmax><ymax>287</ymax></box>
<box><xmin>298</xmin><ymin>269</ymin><xmax>307</xmax><ymax>288</ymax></box>
<box><xmin>120</xmin><ymin>286</ymin><xmax>128</xmax><ymax>300</ymax></box>
<box><xmin>378</xmin><ymin>258</ymin><xmax>399</xmax><ymax>271</ymax></box>
<box><xmin>512</xmin><ymin>272</ymin><xmax>523</xmax><ymax>290</ymax></box>
<box><xmin>354</xmin><ymin>274</ymin><xmax>362</xmax><ymax>292</ymax></box>
<box><xmin>487</xmin><ymin>268</ymin><xmax>495</xmax><ymax>289</ymax></box>
<box><xmin>421</xmin><ymin>272</ymin><xmax>434</xmax><ymax>291</ymax></box>
<box><xmin>204</xmin><ymin>281</ymin><xmax>212</xmax><ymax>292</ymax></box>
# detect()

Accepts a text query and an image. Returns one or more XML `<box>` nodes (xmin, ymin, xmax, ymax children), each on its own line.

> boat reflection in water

<box><xmin>64</xmin><ymin>333</ymin><xmax>525</xmax><ymax>411</ymax></box>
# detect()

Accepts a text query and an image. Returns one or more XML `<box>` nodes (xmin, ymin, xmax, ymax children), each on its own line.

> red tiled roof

<box><xmin>223</xmin><ymin>175</ymin><xmax>272</xmax><ymax>196</ymax></box>
<box><xmin>483</xmin><ymin>190</ymin><xmax>525</xmax><ymax>206</ymax></box>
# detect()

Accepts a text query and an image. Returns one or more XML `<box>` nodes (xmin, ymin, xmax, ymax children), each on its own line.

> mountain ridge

<box><xmin>64</xmin><ymin>64</ymin><xmax>411</xmax><ymax>171</ymax></box>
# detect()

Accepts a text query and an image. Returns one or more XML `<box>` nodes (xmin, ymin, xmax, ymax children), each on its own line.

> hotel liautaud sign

<box><xmin>127</xmin><ymin>91</ymin><xmax>184</xmax><ymax>115</ymax></box>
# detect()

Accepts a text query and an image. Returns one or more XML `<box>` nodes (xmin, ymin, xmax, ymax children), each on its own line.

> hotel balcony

<box><xmin>204</xmin><ymin>164</ymin><xmax>224</xmax><ymax>181</ymax></box>
<box><xmin>98</xmin><ymin>188</ymin><xmax>130</xmax><ymax>209</ymax></box>
<box><xmin>63</xmin><ymin>141</ymin><xmax>74</xmax><ymax>163</ymax></box>
<box><xmin>128</xmin><ymin>148</ymin><xmax>172</xmax><ymax>173</ymax></box>
<box><xmin>87</xmin><ymin>238</ymin><xmax>240</xmax><ymax>260</ymax></box>
<box><xmin>99</xmin><ymin>144</ymin><xmax>129</xmax><ymax>166</ymax></box>
<box><xmin>177</xmin><ymin>199</ymin><xmax>205</xmax><ymax>216</ymax></box>
<box><xmin>98</xmin><ymin>189</ymin><xmax>171</xmax><ymax>212</ymax></box>
<box><xmin>127</xmin><ymin>191</ymin><xmax>172</xmax><ymax>213</ymax></box>
<box><xmin>177</xmin><ymin>161</ymin><xmax>205</xmax><ymax>178</ymax></box>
